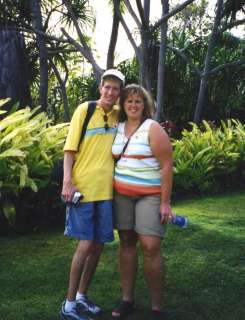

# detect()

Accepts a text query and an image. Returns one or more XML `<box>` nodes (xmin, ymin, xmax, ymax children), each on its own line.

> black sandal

<box><xmin>112</xmin><ymin>300</ymin><xmax>135</xmax><ymax>319</ymax></box>
<box><xmin>150</xmin><ymin>310</ymin><xmax>166</xmax><ymax>320</ymax></box>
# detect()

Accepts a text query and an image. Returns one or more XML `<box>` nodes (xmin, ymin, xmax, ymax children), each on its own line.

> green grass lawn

<box><xmin>0</xmin><ymin>190</ymin><xmax>245</xmax><ymax>320</ymax></box>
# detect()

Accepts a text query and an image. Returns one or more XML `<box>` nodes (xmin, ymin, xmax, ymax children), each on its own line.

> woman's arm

<box><xmin>149</xmin><ymin>121</ymin><xmax>173</xmax><ymax>223</ymax></box>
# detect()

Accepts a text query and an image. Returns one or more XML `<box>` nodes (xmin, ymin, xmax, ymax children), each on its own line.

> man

<box><xmin>60</xmin><ymin>69</ymin><xmax>125</xmax><ymax>320</ymax></box>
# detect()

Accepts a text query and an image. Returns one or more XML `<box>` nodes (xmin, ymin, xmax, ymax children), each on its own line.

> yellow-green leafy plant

<box><xmin>173</xmin><ymin>120</ymin><xmax>244</xmax><ymax>194</ymax></box>
<box><xmin>0</xmin><ymin>102</ymin><xmax>68</xmax><ymax>225</ymax></box>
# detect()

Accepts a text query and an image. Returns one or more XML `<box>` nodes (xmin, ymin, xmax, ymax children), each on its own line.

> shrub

<box><xmin>0</xmin><ymin>103</ymin><xmax>68</xmax><ymax>228</ymax></box>
<box><xmin>1</xmin><ymin>100</ymin><xmax>245</xmax><ymax>230</ymax></box>
<box><xmin>173</xmin><ymin>120</ymin><xmax>245</xmax><ymax>196</ymax></box>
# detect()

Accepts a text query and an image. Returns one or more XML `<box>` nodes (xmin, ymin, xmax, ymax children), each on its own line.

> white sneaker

<box><xmin>76</xmin><ymin>295</ymin><xmax>101</xmax><ymax>315</ymax></box>
<box><xmin>60</xmin><ymin>301</ymin><xmax>92</xmax><ymax>320</ymax></box>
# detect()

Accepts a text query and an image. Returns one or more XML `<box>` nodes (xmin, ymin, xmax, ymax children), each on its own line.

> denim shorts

<box><xmin>64</xmin><ymin>200</ymin><xmax>114</xmax><ymax>243</ymax></box>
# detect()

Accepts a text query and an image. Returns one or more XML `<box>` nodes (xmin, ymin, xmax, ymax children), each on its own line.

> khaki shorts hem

<box><xmin>135</xmin><ymin>227</ymin><xmax>165</xmax><ymax>238</ymax></box>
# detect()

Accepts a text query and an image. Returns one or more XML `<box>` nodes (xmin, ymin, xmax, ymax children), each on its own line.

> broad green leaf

<box><xmin>0</xmin><ymin>149</ymin><xmax>25</xmax><ymax>158</ymax></box>
<box><xmin>19</xmin><ymin>165</ymin><xmax>28</xmax><ymax>188</ymax></box>
<box><xmin>193</xmin><ymin>147</ymin><xmax>212</xmax><ymax>162</ymax></box>
<box><xmin>0</xmin><ymin>98</ymin><xmax>10</xmax><ymax>107</ymax></box>
<box><xmin>26</xmin><ymin>177</ymin><xmax>38</xmax><ymax>192</ymax></box>
<box><xmin>2</xmin><ymin>201</ymin><xmax>16</xmax><ymax>226</ymax></box>
<box><xmin>41</xmin><ymin>151</ymin><xmax>52</xmax><ymax>163</ymax></box>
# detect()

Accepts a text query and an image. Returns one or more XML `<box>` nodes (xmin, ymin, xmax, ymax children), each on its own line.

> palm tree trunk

<box><xmin>49</xmin><ymin>60</ymin><xmax>70</xmax><ymax>122</ymax></box>
<box><xmin>194</xmin><ymin>0</ymin><xmax>223</xmax><ymax>123</ymax></box>
<box><xmin>106</xmin><ymin>0</ymin><xmax>120</xmax><ymax>69</ymax></box>
<box><xmin>155</xmin><ymin>0</ymin><xmax>169</xmax><ymax>122</ymax></box>
<box><xmin>139</xmin><ymin>0</ymin><xmax>151</xmax><ymax>91</ymax></box>
<box><xmin>29</xmin><ymin>0</ymin><xmax>48</xmax><ymax>113</ymax></box>
<box><xmin>0</xmin><ymin>30</ymin><xmax>31</xmax><ymax>110</ymax></box>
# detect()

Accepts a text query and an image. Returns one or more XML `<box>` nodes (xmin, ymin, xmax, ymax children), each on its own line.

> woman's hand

<box><xmin>160</xmin><ymin>202</ymin><xmax>173</xmax><ymax>224</ymax></box>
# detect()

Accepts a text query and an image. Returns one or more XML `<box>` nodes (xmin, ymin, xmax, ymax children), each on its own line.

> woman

<box><xmin>111</xmin><ymin>84</ymin><xmax>173</xmax><ymax>320</ymax></box>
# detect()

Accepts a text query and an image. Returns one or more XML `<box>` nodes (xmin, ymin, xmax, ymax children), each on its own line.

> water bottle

<box><xmin>169</xmin><ymin>214</ymin><xmax>188</xmax><ymax>228</ymax></box>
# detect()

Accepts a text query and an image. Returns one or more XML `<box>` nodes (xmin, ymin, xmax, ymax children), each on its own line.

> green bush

<box><xmin>0</xmin><ymin>102</ymin><xmax>68</xmax><ymax>227</ymax></box>
<box><xmin>1</xmin><ymin>99</ymin><xmax>244</xmax><ymax>230</ymax></box>
<box><xmin>173</xmin><ymin>119</ymin><xmax>245</xmax><ymax>195</ymax></box>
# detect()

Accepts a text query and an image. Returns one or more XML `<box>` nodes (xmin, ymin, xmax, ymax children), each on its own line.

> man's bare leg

<box><xmin>67</xmin><ymin>240</ymin><xmax>93</xmax><ymax>301</ymax></box>
<box><xmin>78</xmin><ymin>242</ymin><xmax>104</xmax><ymax>294</ymax></box>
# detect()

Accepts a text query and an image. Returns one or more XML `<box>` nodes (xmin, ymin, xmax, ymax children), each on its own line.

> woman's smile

<box><xmin>124</xmin><ymin>94</ymin><xmax>144</xmax><ymax>119</ymax></box>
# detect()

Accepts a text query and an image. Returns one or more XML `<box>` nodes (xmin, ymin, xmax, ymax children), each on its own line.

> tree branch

<box><xmin>19</xmin><ymin>23</ymin><xmax>102</xmax><ymax>82</ymax></box>
<box><xmin>21</xmin><ymin>23</ymin><xmax>99</xmax><ymax>76</ymax></box>
<box><xmin>18</xmin><ymin>25</ymin><xmax>69</xmax><ymax>44</ymax></box>
<box><xmin>49</xmin><ymin>58</ymin><xmax>70</xmax><ymax>121</ymax></box>
<box><xmin>135</xmin><ymin>0</ymin><xmax>146</xmax><ymax>26</ymax></box>
<box><xmin>60</xmin><ymin>28</ymin><xmax>98</xmax><ymax>69</ymax></box>
<box><xmin>151</xmin><ymin>0</ymin><xmax>196</xmax><ymax>33</ymax></box>
<box><xmin>47</xmin><ymin>48</ymin><xmax>78</xmax><ymax>57</ymax></box>
<box><xmin>220</xmin><ymin>18</ymin><xmax>245</xmax><ymax>33</ymax></box>
<box><xmin>62</xmin><ymin>0</ymin><xmax>92</xmax><ymax>55</ymax></box>
<box><xmin>59</xmin><ymin>56</ymin><xmax>70</xmax><ymax>84</ymax></box>
<box><xmin>43</xmin><ymin>4</ymin><xmax>62</xmax><ymax>31</ymax></box>
<box><xmin>123</xmin><ymin>0</ymin><xmax>142</xmax><ymax>28</ymax></box>
<box><xmin>208</xmin><ymin>59</ymin><xmax>245</xmax><ymax>75</ymax></box>
<box><xmin>62</xmin><ymin>0</ymin><xmax>102</xmax><ymax>80</ymax></box>
<box><xmin>114</xmin><ymin>2</ymin><xmax>141</xmax><ymax>60</ymax></box>
<box><xmin>167</xmin><ymin>45</ymin><xmax>201</xmax><ymax>77</ymax></box>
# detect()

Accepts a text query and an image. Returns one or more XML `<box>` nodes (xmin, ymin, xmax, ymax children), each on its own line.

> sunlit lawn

<box><xmin>0</xmin><ymin>190</ymin><xmax>244</xmax><ymax>320</ymax></box>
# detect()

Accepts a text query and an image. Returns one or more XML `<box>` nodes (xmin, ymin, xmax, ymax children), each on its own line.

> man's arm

<box><xmin>61</xmin><ymin>151</ymin><xmax>77</xmax><ymax>202</ymax></box>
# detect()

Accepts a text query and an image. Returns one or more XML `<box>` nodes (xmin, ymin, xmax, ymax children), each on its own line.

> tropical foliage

<box><xmin>0</xmin><ymin>97</ymin><xmax>244</xmax><ymax>228</ymax></box>
<box><xmin>0</xmin><ymin>101</ymin><xmax>68</xmax><ymax>226</ymax></box>
<box><xmin>1</xmin><ymin>1</ymin><xmax>244</xmax><ymax>124</ymax></box>
<box><xmin>173</xmin><ymin>119</ymin><xmax>245</xmax><ymax>195</ymax></box>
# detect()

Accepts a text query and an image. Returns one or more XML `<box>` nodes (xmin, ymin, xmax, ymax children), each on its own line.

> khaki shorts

<box><xmin>113</xmin><ymin>192</ymin><xmax>165</xmax><ymax>238</ymax></box>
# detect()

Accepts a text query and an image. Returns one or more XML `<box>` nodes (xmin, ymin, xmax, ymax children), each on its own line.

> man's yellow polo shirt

<box><xmin>64</xmin><ymin>102</ymin><xmax>119</xmax><ymax>202</ymax></box>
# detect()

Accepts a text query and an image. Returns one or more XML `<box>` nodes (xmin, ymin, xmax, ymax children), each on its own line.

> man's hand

<box><xmin>61</xmin><ymin>151</ymin><xmax>76</xmax><ymax>202</ymax></box>
<box><xmin>61</xmin><ymin>179</ymin><xmax>77</xmax><ymax>203</ymax></box>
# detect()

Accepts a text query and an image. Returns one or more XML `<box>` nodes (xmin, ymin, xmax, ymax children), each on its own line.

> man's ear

<box><xmin>99</xmin><ymin>83</ymin><xmax>103</xmax><ymax>93</ymax></box>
